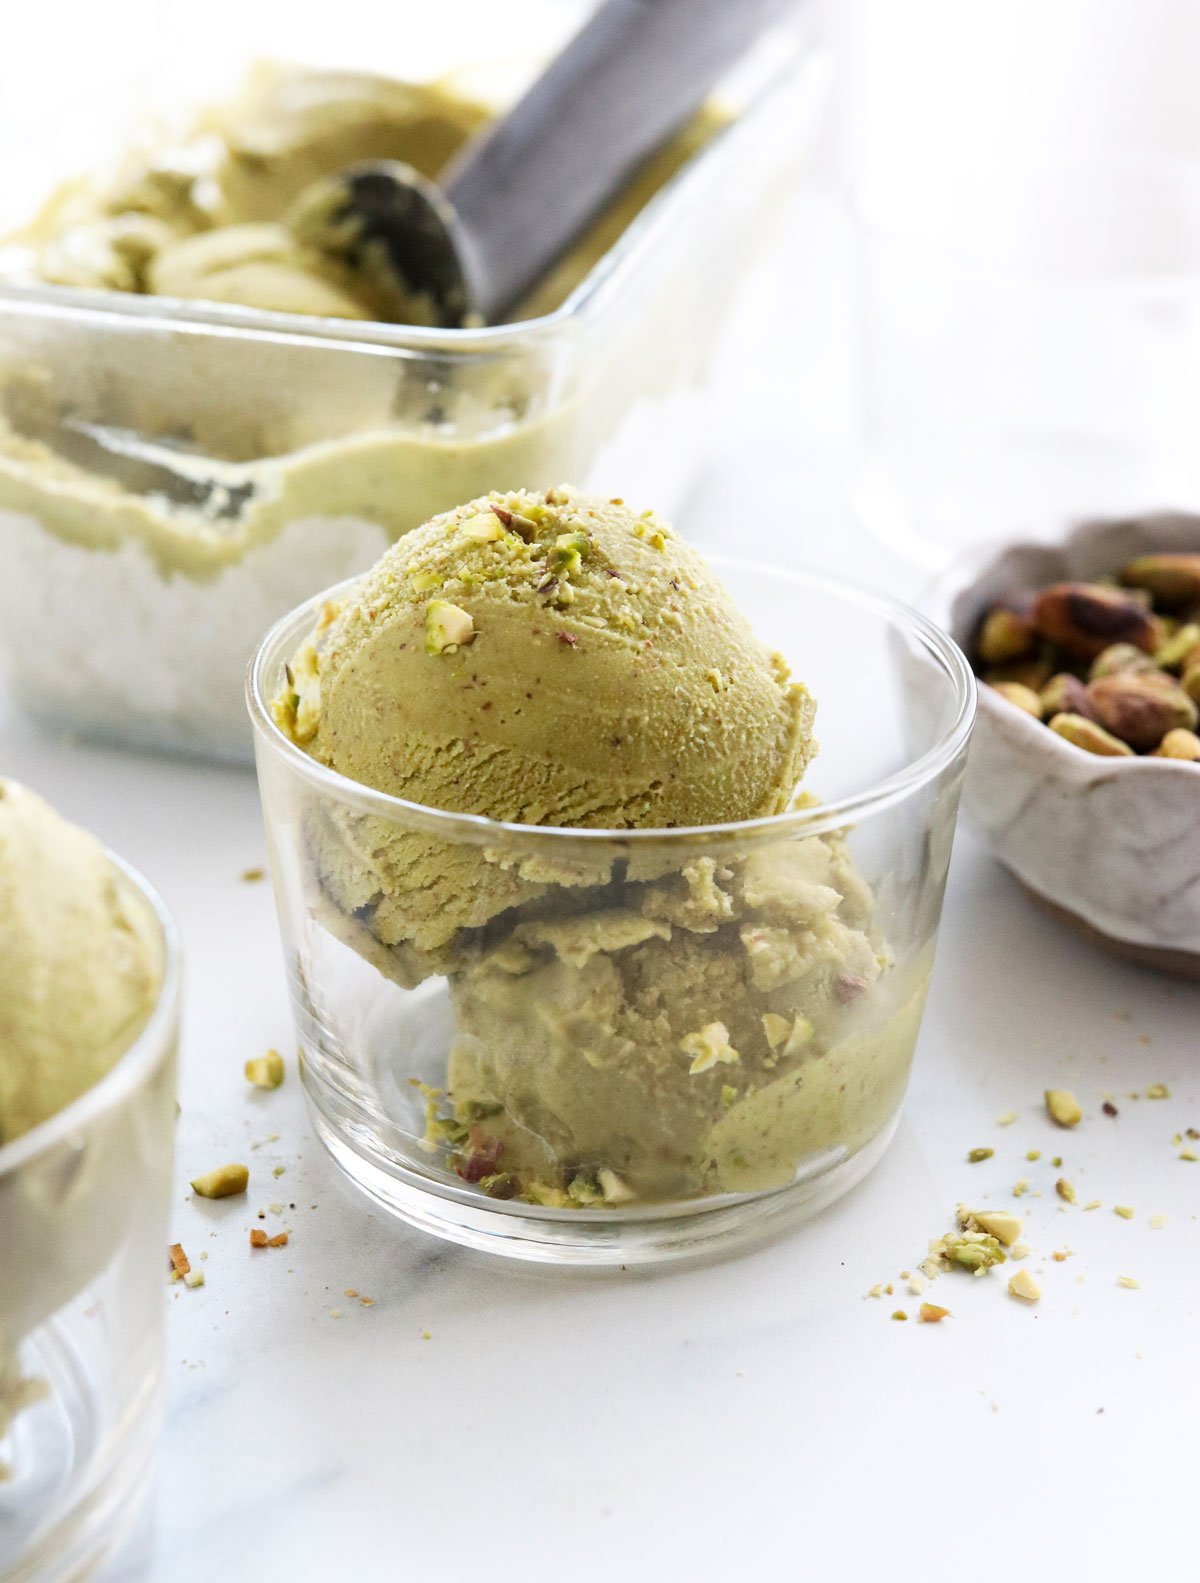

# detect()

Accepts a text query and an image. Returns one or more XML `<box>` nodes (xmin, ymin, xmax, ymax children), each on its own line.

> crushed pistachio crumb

<box><xmin>866</xmin><ymin>1284</ymin><xmax>886</xmax><ymax>1299</ymax></box>
<box><xmin>1084</xmin><ymin>1200</ymin><xmax>1102</xmax><ymax>1212</ymax></box>
<box><xmin>1013</xmin><ymin>1178</ymin><xmax>1031</xmax><ymax>1198</ymax></box>
<box><xmin>1116</xmin><ymin>1275</ymin><xmax>1140</xmax><ymax>1289</ymax></box>
<box><xmin>680</xmin><ymin>1021</ymin><xmax>739</xmax><ymax>1074</ymax></box>
<box><xmin>240</xmin><ymin>867</ymin><xmax>265</xmax><ymax>883</ymax></box>
<box><xmin>1180</xmin><ymin>1148</ymin><xmax>1198</xmax><ymax>1162</ymax></box>
<box><xmin>720</xmin><ymin>1084</ymin><xmax>737</xmax><ymax>1109</ymax></box>
<box><xmin>183</xmin><ymin>1269</ymin><xmax>205</xmax><ymax>1289</ymax></box>
<box><xmin>996</xmin><ymin>1110</ymin><xmax>1019</xmax><ymax>1126</ymax></box>
<box><xmin>957</xmin><ymin>1206</ymin><xmax>1023</xmax><ymax>1246</ymax></box>
<box><xmin>891</xmin><ymin>1310</ymin><xmax>908</xmax><ymax>1321</ymax></box>
<box><xmin>1009</xmin><ymin>1242</ymin><xmax>1030</xmax><ymax>1260</ymax></box>
<box><xmin>929</xmin><ymin>1229</ymin><xmax>1007</xmax><ymax>1275</ymax></box>
<box><xmin>1026</xmin><ymin>1149</ymin><xmax>1041</xmax><ymax>1161</ymax></box>
<box><xmin>168</xmin><ymin>1243</ymin><xmax>190</xmax><ymax>1279</ymax></box>
<box><xmin>967</xmin><ymin>1147</ymin><xmax>994</xmax><ymax>1163</ymax></box>
<box><xmin>918</xmin><ymin>1303</ymin><xmax>950</xmax><ymax>1323</ymax></box>
<box><xmin>1008</xmin><ymin>1270</ymin><xmax>1041</xmax><ymax>1303</ymax></box>
<box><xmin>1051</xmin><ymin>1156</ymin><xmax>1063</xmax><ymax>1168</ymax></box>
<box><xmin>1145</xmin><ymin>1084</ymin><xmax>1170</xmax><ymax>1100</ymax></box>
<box><xmin>191</xmin><ymin>1163</ymin><xmax>249</xmax><ymax>1200</ymax></box>
<box><xmin>1113</xmin><ymin>1205</ymin><xmax>1135</xmax><ymax>1220</ymax></box>
<box><xmin>1150</xmin><ymin>1214</ymin><xmax>1168</xmax><ymax>1230</ymax></box>
<box><xmin>245</xmin><ymin>1049</ymin><xmax>285</xmax><ymax>1089</ymax></box>
<box><xmin>1056</xmin><ymin>1178</ymin><xmax>1077</xmax><ymax>1204</ymax></box>
<box><xmin>1045</xmin><ymin>1089</ymin><xmax>1082</xmax><ymax>1127</ymax></box>
<box><xmin>250</xmin><ymin>1229</ymin><xmax>268</xmax><ymax>1248</ymax></box>
<box><xmin>424</xmin><ymin>600</ymin><xmax>475</xmax><ymax>655</ymax></box>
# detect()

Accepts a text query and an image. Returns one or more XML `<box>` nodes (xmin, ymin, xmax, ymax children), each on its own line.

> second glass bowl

<box><xmin>249</xmin><ymin>559</ymin><xmax>975</xmax><ymax>1264</ymax></box>
<box><xmin>0</xmin><ymin>858</ymin><xmax>179</xmax><ymax>1583</ymax></box>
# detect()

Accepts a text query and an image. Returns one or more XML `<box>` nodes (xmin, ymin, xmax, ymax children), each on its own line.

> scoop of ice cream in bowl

<box><xmin>0</xmin><ymin>782</ymin><xmax>179</xmax><ymax>1578</ymax></box>
<box><xmin>248</xmin><ymin>486</ymin><xmax>975</xmax><ymax>1263</ymax></box>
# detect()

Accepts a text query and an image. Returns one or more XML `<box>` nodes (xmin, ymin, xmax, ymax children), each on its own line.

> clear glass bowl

<box><xmin>0</xmin><ymin>860</ymin><xmax>179</xmax><ymax>1583</ymax></box>
<box><xmin>248</xmin><ymin>559</ymin><xmax>975</xmax><ymax>1264</ymax></box>
<box><xmin>0</xmin><ymin>28</ymin><xmax>817</xmax><ymax>764</ymax></box>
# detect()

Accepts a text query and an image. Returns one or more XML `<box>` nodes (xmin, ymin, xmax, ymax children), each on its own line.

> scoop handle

<box><xmin>443</xmin><ymin>0</ymin><xmax>802</xmax><ymax>321</ymax></box>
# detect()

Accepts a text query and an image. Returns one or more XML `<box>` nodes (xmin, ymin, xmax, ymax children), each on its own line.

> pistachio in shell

<box><xmin>1089</xmin><ymin>642</ymin><xmax>1162</xmax><ymax>681</ymax></box>
<box><xmin>989</xmin><ymin>680</ymin><xmax>1043</xmax><ymax>718</ymax></box>
<box><xmin>1033</xmin><ymin>583</ymin><xmax>1159</xmax><ymax>662</ymax></box>
<box><xmin>1048</xmin><ymin>712</ymin><xmax>1135</xmax><ymax>757</ymax></box>
<box><xmin>1040</xmin><ymin>672</ymin><xmax>1094</xmax><ymax>720</ymax></box>
<box><xmin>1153</xmin><ymin>728</ymin><xmax>1200</xmax><ymax>761</ymax></box>
<box><xmin>1087</xmin><ymin>670</ymin><xmax>1198</xmax><ymax>752</ymax></box>
<box><xmin>1118</xmin><ymin>553</ymin><xmax>1200</xmax><ymax>611</ymax></box>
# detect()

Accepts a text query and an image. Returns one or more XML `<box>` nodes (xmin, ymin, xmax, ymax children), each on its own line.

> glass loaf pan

<box><xmin>0</xmin><ymin>35</ymin><xmax>819</xmax><ymax>762</ymax></box>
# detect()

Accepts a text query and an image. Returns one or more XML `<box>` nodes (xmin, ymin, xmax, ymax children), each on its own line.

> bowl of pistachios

<box><xmin>928</xmin><ymin>512</ymin><xmax>1200</xmax><ymax>977</ymax></box>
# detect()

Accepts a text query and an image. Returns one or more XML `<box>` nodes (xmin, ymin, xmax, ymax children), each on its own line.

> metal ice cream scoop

<box><xmin>293</xmin><ymin>0</ymin><xmax>801</xmax><ymax>327</ymax></box>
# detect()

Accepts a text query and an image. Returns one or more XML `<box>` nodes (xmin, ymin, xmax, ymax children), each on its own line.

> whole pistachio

<box><xmin>1048</xmin><ymin>712</ymin><xmax>1135</xmax><ymax>757</ymax></box>
<box><xmin>989</xmin><ymin>680</ymin><xmax>1044</xmax><ymax>718</ymax></box>
<box><xmin>1153</xmin><ymin>728</ymin><xmax>1200</xmax><ymax>761</ymax></box>
<box><xmin>976</xmin><ymin>600</ymin><xmax>1038</xmax><ymax>665</ymax></box>
<box><xmin>1156</xmin><ymin>622</ymin><xmax>1200</xmax><ymax>672</ymax></box>
<box><xmin>1089</xmin><ymin>642</ymin><xmax>1161</xmax><ymax>681</ymax></box>
<box><xmin>1033</xmin><ymin>583</ymin><xmax>1159</xmax><ymax>661</ymax></box>
<box><xmin>1088</xmin><ymin>671</ymin><xmax>1199</xmax><ymax>752</ymax></box>
<box><xmin>983</xmin><ymin>654</ymin><xmax>1054</xmax><ymax>691</ymax></box>
<box><xmin>1040</xmin><ymin>672</ymin><xmax>1095</xmax><ymax>719</ymax></box>
<box><xmin>1119</xmin><ymin>552</ymin><xmax>1200</xmax><ymax>610</ymax></box>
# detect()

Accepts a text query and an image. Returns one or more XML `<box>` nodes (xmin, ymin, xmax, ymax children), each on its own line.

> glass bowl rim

<box><xmin>246</xmin><ymin>554</ymin><xmax>977</xmax><ymax>848</ymax></box>
<box><xmin>0</xmin><ymin>853</ymin><xmax>180</xmax><ymax>1177</ymax></box>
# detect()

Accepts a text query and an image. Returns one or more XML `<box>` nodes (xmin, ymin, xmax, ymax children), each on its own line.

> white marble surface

<box><xmin>3</xmin><ymin>193</ymin><xmax>1199</xmax><ymax>1582</ymax></box>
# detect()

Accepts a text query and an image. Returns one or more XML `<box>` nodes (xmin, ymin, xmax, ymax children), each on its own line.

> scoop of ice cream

<box><xmin>275</xmin><ymin>487</ymin><xmax>815</xmax><ymax>960</ymax></box>
<box><xmin>0</xmin><ymin>780</ymin><xmax>164</xmax><ymax>1144</ymax></box>
<box><xmin>444</xmin><ymin>834</ymin><xmax>923</xmax><ymax>1202</ymax></box>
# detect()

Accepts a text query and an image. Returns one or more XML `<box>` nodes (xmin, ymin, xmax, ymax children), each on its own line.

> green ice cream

<box><xmin>273</xmin><ymin>488</ymin><xmax>923</xmax><ymax>1205</ymax></box>
<box><xmin>275</xmin><ymin>486</ymin><xmax>815</xmax><ymax>962</ymax></box>
<box><xmin>0</xmin><ymin>780</ymin><xmax>164</xmax><ymax>1144</ymax></box>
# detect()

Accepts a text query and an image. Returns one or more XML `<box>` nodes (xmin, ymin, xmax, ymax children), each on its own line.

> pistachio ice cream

<box><xmin>0</xmin><ymin>780</ymin><xmax>163</xmax><ymax>1144</ymax></box>
<box><xmin>0</xmin><ymin>781</ymin><xmax>169</xmax><ymax>1471</ymax></box>
<box><xmin>272</xmin><ymin>489</ymin><xmax>926</xmax><ymax>1203</ymax></box>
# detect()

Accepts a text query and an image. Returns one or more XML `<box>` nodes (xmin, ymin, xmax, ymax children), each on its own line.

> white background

<box><xmin>3</xmin><ymin>3</ymin><xmax>1199</xmax><ymax>1579</ymax></box>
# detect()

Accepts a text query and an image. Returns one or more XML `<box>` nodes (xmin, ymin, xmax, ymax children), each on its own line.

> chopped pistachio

<box><xmin>891</xmin><ymin>1310</ymin><xmax>908</xmax><ymax>1321</ymax></box>
<box><xmin>190</xmin><ymin>1163</ymin><xmax>249</xmax><ymax>1199</ymax></box>
<box><xmin>1145</xmin><ymin>1083</ymin><xmax>1171</xmax><ymax>1100</ymax></box>
<box><xmin>1113</xmin><ymin>1205</ymin><xmax>1135</xmax><ymax>1220</ymax></box>
<box><xmin>761</xmin><ymin>1012</ymin><xmax>790</xmax><ymax>1050</ymax></box>
<box><xmin>1180</xmin><ymin>1147</ymin><xmax>1198</xmax><ymax>1162</ymax></box>
<box><xmin>918</xmin><ymin>1303</ymin><xmax>951</xmax><ymax>1323</ymax></box>
<box><xmin>680</xmin><ymin>1021</ymin><xmax>739</xmax><ymax>1075</ymax></box>
<box><xmin>1025</xmin><ymin>1149</ymin><xmax>1042</xmax><ymax>1161</ymax></box>
<box><xmin>410</xmin><ymin>569</ymin><xmax>441</xmax><ymax>594</ymax></box>
<box><xmin>783</xmin><ymin>1016</ymin><xmax>815</xmax><ymax>1055</ymax></box>
<box><xmin>1009</xmin><ymin>1242</ymin><xmax>1030</xmax><ymax>1260</ymax></box>
<box><xmin>967</xmin><ymin>1147</ymin><xmax>994</xmax><ymax>1163</ymax></box>
<box><xmin>1083</xmin><ymin>1200</ymin><xmax>1102</xmax><ymax>1212</ymax></box>
<box><xmin>424</xmin><ymin>599</ymin><xmax>475</xmax><ymax>654</ymax></box>
<box><xmin>461</xmin><ymin>512</ymin><xmax>505</xmax><ymax>543</ymax></box>
<box><xmin>720</xmin><ymin>1084</ymin><xmax>737</xmax><ymax>1109</ymax></box>
<box><xmin>1051</xmin><ymin>1155</ymin><xmax>1063</xmax><ymax>1168</ymax></box>
<box><xmin>183</xmin><ymin>1269</ymin><xmax>206</xmax><ymax>1289</ymax></box>
<box><xmin>1007</xmin><ymin>1270</ymin><xmax>1041</xmax><ymax>1303</ymax></box>
<box><xmin>1056</xmin><ymin>1177</ymin><xmax>1077</xmax><ymax>1204</ymax></box>
<box><xmin>957</xmin><ymin>1207</ymin><xmax>1023</xmax><ymax>1247</ymax></box>
<box><xmin>1045</xmin><ymin>1089</ymin><xmax>1083</xmax><ymax>1127</ymax></box>
<box><xmin>1150</xmin><ymin>1214</ymin><xmax>1168</xmax><ymax>1229</ymax></box>
<box><xmin>245</xmin><ymin>1049</ymin><xmax>285</xmax><ymax>1090</ymax></box>
<box><xmin>996</xmin><ymin>1110</ymin><xmax>1019</xmax><ymax>1126</ymax></box>
<box><xmin>548</xmin><ymin>531</ymin><xmax>588</xmax><ymax>576</ymax></box>
<box><xmin>1013</xmin><ymin>1178</ymin><xmax>1031</xmax><ymax>1197</ymax></box>
<box><xmin>597</xmin><ymin>1167</ymin><xmax>636</xmax><ymax>1205</ymax></box>
<box><xmin>1117</xmin><ymin>1275</ymin><xmax>1140</xmax><ymax>1289</ymax></box>
<box><xmin>907</xmin><ymin>1273</ymin><xmax>926</xmax><ymax>1296</ymax></box>
<box><xmin>865</xmin><ymin>1284</ymin><xmax>885</xmax><ymax>1300</ymax></box>
<box><xmin>931</xmin><ymin>1230</ymin><xmax>1007</xmax><ymax>1275</ymax></box>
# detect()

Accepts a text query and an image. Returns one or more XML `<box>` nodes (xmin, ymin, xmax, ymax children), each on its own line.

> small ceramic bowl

<box><xmin>926</xmin><ymin>512</ymin><xmax>1200</xmax><ymax>978</ymax></box>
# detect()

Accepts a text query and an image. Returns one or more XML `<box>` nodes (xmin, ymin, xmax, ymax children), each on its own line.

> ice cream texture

<box><xmin>273</xmin><ymin>489</ymin><xmax>922</xmax><ymax>1204</ymax></box>
<box><xmin>0</xmin><ymin>780</ymin><xmax>164</xmax><ymax>1144</ymax></box>
<box><xmin>275</xmin><ymin>486</ymin><xmax>815</xmax><ymax>961</ymax></box>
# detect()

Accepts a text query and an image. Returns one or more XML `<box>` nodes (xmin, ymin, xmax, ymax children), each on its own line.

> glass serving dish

<box><xmin>0</xmin><ymin>859</ymin><xmax>179</xmax><ymax>1583</ymax></box>
<box><xmin>248</xmin><ymin>559</ymin><xmax>975</xmax><ymax>1265</ymax></box>
<box><xmin>0</xmin><ymin>25</ymin><xmax>819</xmax><ymax>764</ymax></box>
